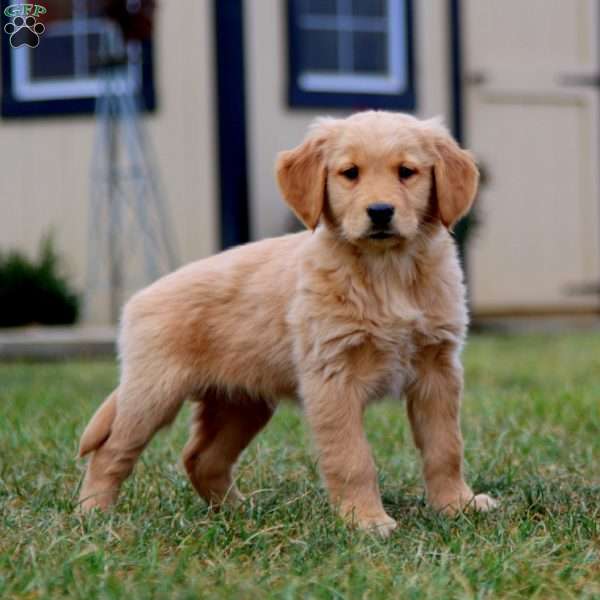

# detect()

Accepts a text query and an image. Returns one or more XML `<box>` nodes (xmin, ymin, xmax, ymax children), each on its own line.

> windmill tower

<box><xmin>86</xmin><ymin>0</ymin><xmax>178</xmax><ymax>323</ymax></box>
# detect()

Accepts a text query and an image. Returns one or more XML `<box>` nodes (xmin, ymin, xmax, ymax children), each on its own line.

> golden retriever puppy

<box><xmin>78</xmin><ymin>110</ymin><xmax>497</xmax><ymax>536</ymax></box>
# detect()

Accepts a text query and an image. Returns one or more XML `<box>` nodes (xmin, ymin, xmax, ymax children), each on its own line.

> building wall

<box><xmin>3</xmin><ymin>0</ymin><xmax>595</xmax><ymax>322</ymax></box>
<box><xmin>0</xmin><ymin>0</ymin><xmax>218</xmax><ymax>323</ymax></box>
<box><xmin>244</xmin><ymin>0</ymin><xmax>452</xmax><ymax>240</ymax></box>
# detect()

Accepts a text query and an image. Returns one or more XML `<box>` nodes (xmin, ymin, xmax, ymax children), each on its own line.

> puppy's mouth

<box><xmin>368</xmin><ymin>230</ymin><xmax>395</xmax><ymax>240</ymax></box>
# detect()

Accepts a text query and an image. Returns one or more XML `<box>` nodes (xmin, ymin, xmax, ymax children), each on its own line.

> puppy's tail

<box><xmin>78</xmin><ymin>389</ymin><xmax>118</xmax><ymax>457</ymax></box>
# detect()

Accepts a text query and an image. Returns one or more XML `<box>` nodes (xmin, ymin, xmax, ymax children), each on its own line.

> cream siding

<box><xmin>0</xmin><ymin>0</ymin><xmax>218</xmax><ymax>323</ymax></box>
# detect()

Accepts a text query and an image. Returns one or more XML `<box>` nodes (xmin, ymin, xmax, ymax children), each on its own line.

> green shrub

<box><xmin>0</xmin><ymin>236</ymin><xmax>80</xmax><ymax>327</ymax></box>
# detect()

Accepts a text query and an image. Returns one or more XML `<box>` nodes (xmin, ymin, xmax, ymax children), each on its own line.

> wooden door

<box><xmin>464</xmin><ymin>0</ymin><xmax>600</xmax><ymax>313</ymax></box>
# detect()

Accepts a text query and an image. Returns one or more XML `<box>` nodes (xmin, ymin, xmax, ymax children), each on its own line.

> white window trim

<box><xmin>12</xmin><ymin>18</ymin><xmax>139</xmax><ymax>102</ymax></box>
<box><xmin>298</xmin><ymin>0</ymin><xmax>407</xmax><ymax>95</ymax></box>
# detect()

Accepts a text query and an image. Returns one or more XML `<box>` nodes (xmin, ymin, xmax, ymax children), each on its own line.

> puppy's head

<box><xmin>276</xmin><ymin>111</ymin><xmax>478</xmax><ymax>248</ymax></box>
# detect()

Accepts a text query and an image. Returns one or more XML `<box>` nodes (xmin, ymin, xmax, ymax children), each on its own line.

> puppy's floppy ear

<box><xmin>276</xmin><ymin>126</ymin><xmax>329</xmax><ymax>230</ymax></box>
<box><xmin>432</xmin><ymin>132</ymin><xmax>479</xmax><ymax>229</ymax></box>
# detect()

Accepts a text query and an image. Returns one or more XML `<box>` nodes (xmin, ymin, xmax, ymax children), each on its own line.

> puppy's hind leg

<box><xmin>182</xmin><ymin>392</ymin><xmax>274</xmax><ymax>508</ymax></box>
<box><xmin>78</xmin><ymin>373</ymin><xmax>189</xmax><ymax>512</ymax></box>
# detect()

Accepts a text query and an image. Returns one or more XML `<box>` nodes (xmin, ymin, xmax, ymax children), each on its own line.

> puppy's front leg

<box><xmin>406</xmin><ymin>342</ymin><xmax>497</xmax><ymax>514</ymax></box>
<box><xmin>301</xmin><ymin>373</ymin><xmax>397</xmax><ymax>537</ymax></box>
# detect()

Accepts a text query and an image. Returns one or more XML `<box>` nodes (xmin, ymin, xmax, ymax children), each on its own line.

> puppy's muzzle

<box><xmin>367</xmin><ymin>203</ymin><xmax>395</xmax><ymax>239</ymax></box>
<box><xmin>367</xmin><ymin>203</ymin><xmax>395</xmax><ymax>227</ymax></box>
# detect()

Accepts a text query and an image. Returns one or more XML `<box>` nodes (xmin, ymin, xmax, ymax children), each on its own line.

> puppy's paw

<box><xmin>434</xmin><ymin>490</ymin><xmax>498</xmax><ymax>516</ymax></box>
<box><xmin>78</xmin><ymin>492</ymin><xmax>115</xmax><ymax>513</ymax></box>
<box><xmin>469</xmin><ymin>493</ymin><xmax>498</xmax><ymax>512</ymax></box>
<box><xmin>354</xmin><ymin>513</ymin><xmax>397</xmax><ymax>538</ymax></box>
<box><xmin>219</xmin><ymin>487</ymin><xmax>246</xmax><ymax>509</ymax></box>
<box><xmin>198</xmin><ymin>479</ymin><xmax>246</xmax><ymax>510</ymax></box>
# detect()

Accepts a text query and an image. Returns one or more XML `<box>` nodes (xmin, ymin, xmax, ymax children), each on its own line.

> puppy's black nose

<box><xmin>367</xmin><ymin>203</ymin><xmax>394</xmax><ymax>227</ymax></box>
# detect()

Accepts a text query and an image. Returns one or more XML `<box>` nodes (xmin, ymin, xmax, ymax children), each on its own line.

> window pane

<box><xmin>302</xmin><ymin>0</ymin><xmax>338</xmax><ymax>16</ymax></box>
<box><xmin>44</xmin><ymin>0</ymin><xmax>74</xmax><ymax>22</ymax></box>
<box><xmin>87</xmin><ymin>32</ymin><xmax>104</xmax><ymax>74</ymax></box>
<box><xmin>30</xmin><ymin>35</ymin><xmax>75</xmax><ymax>79</ymax></box>
<box><xmin>352</xmin><ymin>31</ymin><xmax>387</xmax><ymax>73</ymax></box>
<box><xmin>352</xmin><ymin>0</ymin><xmax>387</xmax><ymax>17</ymax></box>
<box><xmin>339</xmin><ymin>30</ymin><xmax>353</xmax><ymax>72</ymax></box>
<box><xmin>29</xmin><ymin>30</ymin><xmax>106</xmax><ymax>81</ymax></box>
<box><xmin>301</xmin><ymin>29</ymin><xmax>339</xmax><ymax>71</ymax></box>
<box><xmin>86</xmin><ymin>0</ymin><xmax>108</xmax><ymax>18</ymax></box>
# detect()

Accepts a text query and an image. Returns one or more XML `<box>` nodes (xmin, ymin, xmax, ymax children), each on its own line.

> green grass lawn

<box><xmin>1</xmin><ymin>333</ymin><xmax>599</xmax><ymax>599</ymax></box>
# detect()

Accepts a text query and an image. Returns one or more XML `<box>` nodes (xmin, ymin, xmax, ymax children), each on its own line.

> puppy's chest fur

<box><xmin>291</xmin><ymin>242</ymin><xmax>467</xmax><ymax>397</ymax></box>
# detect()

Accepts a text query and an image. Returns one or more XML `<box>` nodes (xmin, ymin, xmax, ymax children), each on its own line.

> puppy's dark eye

<box><xmin>399</xmin><ymin>166</ymin><xmax>416</xmax><ymax>180</ymax></box>
<box><xmin>341</xmin><ymin>166</ymin><xmax>359</xmax><ymax>181</ymax></box>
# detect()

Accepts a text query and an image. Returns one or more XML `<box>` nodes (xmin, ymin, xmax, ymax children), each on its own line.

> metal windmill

<box><xmin>86</xmin><ymin>0</ymin><xmax>178</xmax><ymax>323</ymax></box>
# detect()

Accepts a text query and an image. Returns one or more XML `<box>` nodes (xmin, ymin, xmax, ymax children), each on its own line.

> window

<box><xmin>287</xmin><ymin>0</ymin><xmax>415</xmax><ymax>109</ymax></box>
<box><xmin>1</xmin><ymin>0</ymin><xmax>155</xmax><ymax>117</ymax></box>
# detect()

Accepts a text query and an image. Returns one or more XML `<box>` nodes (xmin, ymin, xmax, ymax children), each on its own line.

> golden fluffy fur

<box><xmin>79</xmin><ymin>111</ymin><xmax>496</xmax><ymax>536</ymax></box>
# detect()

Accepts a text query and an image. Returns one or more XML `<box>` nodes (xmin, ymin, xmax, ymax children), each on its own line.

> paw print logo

<box><xmin>4</xmin><ymin>15</ymin><xmax>45</xmax><ymax>48</ymax></box>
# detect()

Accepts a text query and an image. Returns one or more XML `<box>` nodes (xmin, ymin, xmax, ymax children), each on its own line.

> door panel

<box><xmin>464</xmin><ymin>0</ymin><xmax>600</xmax><ymax>312</ymax></box>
